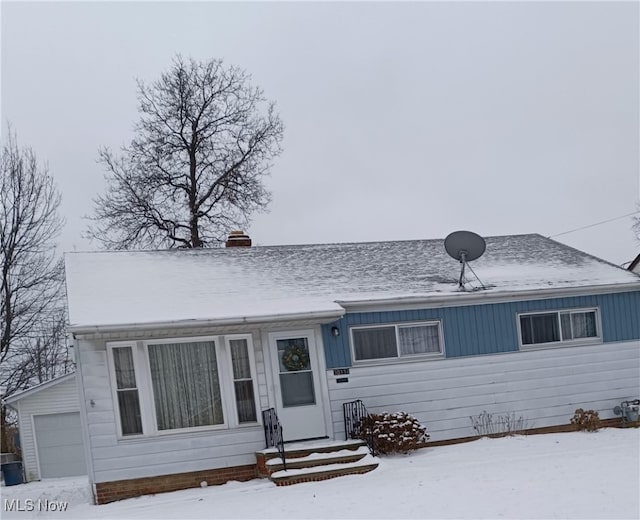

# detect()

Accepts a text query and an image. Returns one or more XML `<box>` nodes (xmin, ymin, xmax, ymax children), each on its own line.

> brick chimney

<box><xmin>225</xmin><ymin>230</ymin><xmax>252</xmax><ymax>248</ymax></box>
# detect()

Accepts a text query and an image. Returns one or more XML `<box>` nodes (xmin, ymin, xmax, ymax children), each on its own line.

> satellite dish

<box><xmin>445</xmin><ymin>231</ymin><xmax>486</xmax><ymax>263</ymax></box>
<box><xmin>444</xmin><ymin>231</ymin><xmax>487</xmax><ymax>290</ymax></box>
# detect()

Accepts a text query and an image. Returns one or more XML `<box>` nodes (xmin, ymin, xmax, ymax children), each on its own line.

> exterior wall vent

<box><xmin>225</xmin><ymin>230</ymin><xmax>252</xmax><ymax>248</ymax></box>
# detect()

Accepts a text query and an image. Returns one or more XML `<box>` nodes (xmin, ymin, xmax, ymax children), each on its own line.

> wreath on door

<box><xmin>282</xmin><ymin>345</ymin><xmax>309</xmax><ymax>372</ymax></box>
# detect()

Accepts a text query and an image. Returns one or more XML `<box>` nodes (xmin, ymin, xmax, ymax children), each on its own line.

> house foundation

<box><xmin>94</xmin><ymin>464</ymin><xmax>257</xmax><ymax>504</ymax></box>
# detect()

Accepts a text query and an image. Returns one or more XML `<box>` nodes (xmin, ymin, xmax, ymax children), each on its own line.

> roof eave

<box><xmin>337</xmin><ymin>282</ymin><xmax>640</xmax><ymax>311</ymax></box>
<box><xmin>3</xmin><ymin>372</ymin><xmax>77</xmax><ymax>405</ymax></box>
<box><xmin>68</xmin><ymin>308</ymin><xmax>346</xmax><ymax>337</ymax></box>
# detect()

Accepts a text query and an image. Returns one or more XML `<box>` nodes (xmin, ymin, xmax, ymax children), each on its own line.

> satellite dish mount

<box><xmin>444</xmin><ymin>231</ymin><xmax>487</xmax><ymax>291</ymax></box>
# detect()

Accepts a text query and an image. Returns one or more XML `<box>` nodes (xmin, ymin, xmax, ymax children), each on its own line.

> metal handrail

<box><xmin>343</xmin><ymin>399</ymin><xmax>376</xmax><ymax>456</ymax></box>
<box><xmin>262</xmin><ymin>408</ymin><xmax>286</xmax><ymax>471</ymax></box>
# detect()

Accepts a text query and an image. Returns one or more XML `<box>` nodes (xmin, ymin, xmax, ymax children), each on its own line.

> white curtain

<box><xmin>571</xmin><ymin>312</ymin><xmax>597</xmax><ymax>339</ymax></box>
<box><xmin>560</xmin><ymin>311</ymin><xmax>597</xmax><ymax>340</ymax></box>
<box><xmin>399</xmin><ymin>325</ymin><xmax>441</xmax><ymax>355</ymax></box>
<box><xmin>148</xmin><ymin>341</ymin><xmax>223</xmax><ymax>430</ymax></box>
<box><xmin>560</xmin><ymin>313</ymin><xmax>573</xmax><ymax>340</ymax></box>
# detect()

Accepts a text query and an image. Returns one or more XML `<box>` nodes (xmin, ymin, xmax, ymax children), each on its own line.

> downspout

<box><xmin>72</xmin><ymin>334</ymin><xmax>97</xmax><ymax>504</ymax></box>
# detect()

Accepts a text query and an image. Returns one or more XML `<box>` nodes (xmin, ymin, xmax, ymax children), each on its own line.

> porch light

<box><xmin>331</xmin><ymin>326</ymin><xmax>340</xmax><ymax>337</ymax></box>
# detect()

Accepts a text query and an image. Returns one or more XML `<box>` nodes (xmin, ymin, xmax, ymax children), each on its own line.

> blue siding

<box><xmin>322</xmin><ymin>291</ymin><xmax>640</xmax><ymax>368</ymax></box>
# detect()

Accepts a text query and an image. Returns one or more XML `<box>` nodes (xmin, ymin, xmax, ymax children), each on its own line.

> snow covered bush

<box><xmin>571</xmin><ymin>408</ymin><xmax>601</xmax><ymax>432</ymax></box>
<box><xmin>358</xmin><ymin>412</ymin><xmax>430</xmax><ymax>454</ymax></box>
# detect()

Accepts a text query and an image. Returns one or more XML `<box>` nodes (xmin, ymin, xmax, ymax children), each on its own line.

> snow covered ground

<box><xmin>2</xmin><ymin>428</ymin><xmax>638</xmax><ymax>519</ymax></box>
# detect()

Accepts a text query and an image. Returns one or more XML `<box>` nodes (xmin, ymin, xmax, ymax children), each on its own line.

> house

<box><xmin>3</xmin><ymin>373</ymin><xmax>86</xmax><ymax>481</ymax></box>
<box><xmin>63</xmin><ymin>233</ymin><xmax>640</xmax><ymax>504</ymax></box>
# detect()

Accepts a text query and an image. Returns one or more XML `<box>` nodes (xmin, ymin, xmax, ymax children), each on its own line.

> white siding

<box><xmin>328</xmin><ymin>341</ymin><xmax>640</xmax><ymax>442</ymax></box>
<box><xmin>77</xmin><ymin>329</ymin><xmax>270</xmax><ymax>484</ymax></box>
<box><xmin>15</xmin><ymin>376</ymin><xmax>81</xmax><ymax>481</ymax></box>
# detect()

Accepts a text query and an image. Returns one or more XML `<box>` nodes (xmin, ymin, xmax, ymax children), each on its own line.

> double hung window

<box><xmin>519</xmin><ymin>308</ymin><xmax>599</xmax><ymax>347</ymax></box>
<box><xmin>228</xmin><ymin>338</ymin><xmax>258</xmax><ymax>423</ymax></box>
<box><xmin>111</xmin><ymin>346</ymin><xmax>143</xmax><ymax>436</ymax></box>
<box><xmin>351</xmin><ymin>321</ymin><xmax>443</xmax><ymax>362</ymax></box>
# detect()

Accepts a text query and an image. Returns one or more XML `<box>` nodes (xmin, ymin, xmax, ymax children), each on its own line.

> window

<box><xmin>228</xmin><ymin>338</ymin><xmax>257</xmax><ymax>423</ymax></box>
<box><xmin>111</xmin><ymin>346</ymin><xmax>143</xmax><ymax>436</ymax></box>
<box><xmin>519</xmin><ymin>309</ymin><xmax>599</xmax><ymax>347</ymax></box>
<box><xmin>148</xmin><ymin>340</ymin><xmax>224</xmax><ymax>431</ymax></box>
<box><xmin>276</xmin><ymin>337</ymin><xmax>315</xmax><ymax>407</ymax></box>
<box><xmin>107</xmin><ymin>335</ymin><xmax>259</xmax><ymax>437</ymax></box>
<box><xmin>351</xmin><ymin>322</ymin><xmax>443</xmax><ymax>362</ymax></box>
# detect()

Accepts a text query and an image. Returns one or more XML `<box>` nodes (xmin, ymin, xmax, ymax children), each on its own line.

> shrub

<box><xmin>571</xmin><ymin>408</ymin><xmax>601</xmax><ymax>432</ymax></box>
<box><xmin>358</xmin><ymin>411</ymin><xmax>430</xmax><ymax>454</ymax></box>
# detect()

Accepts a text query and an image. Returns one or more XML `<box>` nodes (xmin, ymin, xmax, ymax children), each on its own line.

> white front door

<box><xmin>268</xmin><ymin>330</ymin><xmax>327</xmax><ymax>441</ymax></box>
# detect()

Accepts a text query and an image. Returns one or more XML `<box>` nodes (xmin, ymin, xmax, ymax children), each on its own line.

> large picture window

<box><xmin>519</xmin><ymin>309</ymin><xmax>599</xmax><ymax>347</ymax></box>
<box><xmin>351</xmin><ymin>322</ymin><xmax>443</xmax><ymax>362</ymax></box>
<box><xmin>148</xmin><ymin>340</ymin><xmax>224</xmax><ymax>431</ymax></box>
<box><xmin>107</xmin><ymin>334</ymin><xmax>259</xmax><ymax>438</ymax></box>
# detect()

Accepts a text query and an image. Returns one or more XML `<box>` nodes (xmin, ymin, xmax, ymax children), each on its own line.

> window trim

<box><xmin>107</xmin><ymin>334</ymin><xmax>262</xmax><ymax>440</ymax></box>
<box><xmin>223</xmin><ymin>334</ymin><xmax>260</xmax><ymax>427</ymax></box>
<box><xmin>350</xmin><ymin>320</ymin><xmax>445</xmax><ymax>365</ymax></box>
<box><xmin>142</xmin><ymin>335</ymin><xmax>231</xmax><ymax>436</ymax></box>
<box><xmin>106</xmin><ymin>341</ymin><xmax>146</xmax><ymax>438</ymax></box>
<box><xmin>517</xmin><ymin>307</ymin><xmax>602</xmax><ymax>350</ymax></box>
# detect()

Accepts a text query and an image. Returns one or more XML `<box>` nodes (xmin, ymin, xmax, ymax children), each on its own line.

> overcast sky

<box><xmin>2</xmin><ymin>1</ymin><xmax>639</xmax><ymax>266</ymax></box>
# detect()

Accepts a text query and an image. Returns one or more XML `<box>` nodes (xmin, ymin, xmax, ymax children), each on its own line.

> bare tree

<box><xmin>1</xmin><ymin>308</ymin><xmax>72</xmax><ymax>395</ymax></box>
<box><xmin>0</xmin><ymin>129</ymin><xmax>65</xmax><ymax>379</ymax></box>
<box><xmin>0</xmin><ymin>129</ymin><xmax>67</xmax><ymax>452</ymax></box>
<box><xmin>88</xmin><ymin>56</ymin><xmax>284</xmax><ymax>249</ymax></box>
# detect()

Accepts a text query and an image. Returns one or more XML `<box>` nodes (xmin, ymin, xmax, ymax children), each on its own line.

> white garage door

<box><xmin>33</xmin><ymin>412</ymin><xmax>86</xmax><ymax>478</ymax></box>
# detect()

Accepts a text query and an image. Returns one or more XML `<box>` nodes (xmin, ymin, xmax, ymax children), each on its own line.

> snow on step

<box><xmin>258</xmin><ymin>438</ymin><xmax>364</xmax><ymax>455</ymax></box>
<box><xmin>266</xmin><ymin>446</ymin><xmax>370</xmax><ymax>467</ymax></box>
<box><xmin>270</xmin><ymin>454</ymin><xmax>379</xmax><ymax>479</ymax></box>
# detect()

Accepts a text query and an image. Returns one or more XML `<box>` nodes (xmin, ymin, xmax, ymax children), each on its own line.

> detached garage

<box><xmin>4</xmin><ymin>373</ymin><xmax>86</xmax><ymax>481</ymax></box>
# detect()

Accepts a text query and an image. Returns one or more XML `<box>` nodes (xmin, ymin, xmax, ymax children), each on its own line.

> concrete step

<box><xmin>257</xmin><ymin>438</ymin><xmax>367</xmax><ymax>462</ymax></box>
<box><xmin>256</xmin><ymin>439</ymin><xmax>378</xmax><ymax>484</ymax></box>
<box><xmin>269</xmin><ymin>455</ymin><xmax>379</xmax><ymax>486</ymax></box>
<box><xmin>266</xmin><ymin>446</ymin><xmax>370</xmax><ymax>473</ymax></box>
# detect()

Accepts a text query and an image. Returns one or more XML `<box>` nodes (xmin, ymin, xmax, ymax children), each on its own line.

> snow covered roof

<box><xmin>64</xmin><ymin>234</ymin><xmax>640</xmax><ymax>330</ymax></box>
